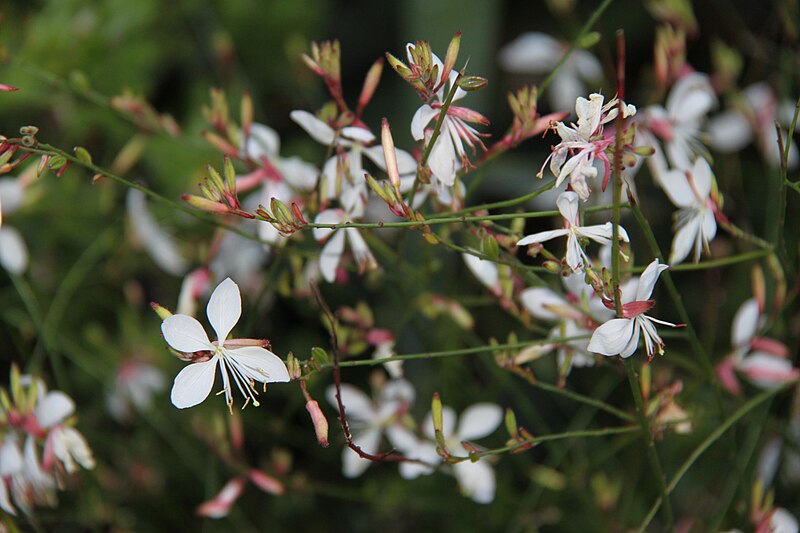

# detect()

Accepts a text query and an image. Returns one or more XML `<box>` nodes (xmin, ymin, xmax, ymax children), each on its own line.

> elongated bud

<box><xmin>202</xmin><ymin>130</ymin><xmax>238</xmax><ymax>157</ymax></box>
<box><xmin>504</xmin><ymin>408</ymin><xmax>519</xmax><ymax>440</ymax></box>
<box><xmin>248</xmin><ymin>469</ymin><xmax>285</xmax><ymax>495</ymax></box>
<box><xmin>640</xmin><ymin>362</ymin><xmax>651</xmax><ymax>401</ymax></box>
<box><xmin>457</xmin><ymin>75</ymin><xmax>488</xmax><ymax>91</ymax></box>
<box><xmin>480</xmin><ymin>235</ymin><xmax>500</xmax><ymax>261</ymax></box>
<box><xmin>240</xmin><ymin>91</ymin><xmax>253</xmax><ymax>137</ymax></box>
<box><xmin>310</xmin><ymin>346</ymin><xmax>331</xmax><ymax>366</ymax></box>
<box><xmin>150</xmin><ymin>301</ymin><xmax>174</xmax><ymax>320</ymax></box>
<box><xmin>196</xmin><ymin>477</ymin><xmax>246</xmax><ymax>518</ymax></box>
<box><xmin>381</xmin><ymin>118</ymin><xmax>401</xmax><ymax>189</ymax></box>
<box><xmin>357</xmin><ymin>58</ymin><xmax>383</xmax><ymax>115</ymax></box>
<box><xmin>752</xmin><ymin>264</ymin><xmax>765</xmax><ymax>312</ymax></box>
<box><xmin>431</xmin><ymin>392</ymin><xmax>446</xmax><ymax>452</ymax></box>
<box><xmin>385</xmin><ymin>52</ymin><xmax>411</xmax><ymax>77</ymax></box>
<box><xmin>182</xmin><ymin>194</ymin><xmax>231</xmax><ymax>214</ymax></box>
<box><xmin>305</xmin><ymin>400</ymin><xmax>329</xmax><ymax>447</ymax></box>
<box><xmin>223</xmin><ymin>156</ymin><xmax>237</xmax><ymax>192</ymax></box>
<box><xmin>440</xmin><ymin>32</ymin><xmax>461</xmax><ymax>89</ymax></box>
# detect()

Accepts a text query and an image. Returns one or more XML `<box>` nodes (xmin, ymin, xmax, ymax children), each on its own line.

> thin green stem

<box><xmin>478</xmin><ymin>425</ymin><xmax>638</xmax><ymax>457</ymax></box>
<box><xmin>532</xmin><ymin>380</ymin><xmax>635</xmax><ymax>422</ymax></box>
<box><xmin>637</xmin><ymin>378</ymin><xmax>799</xmax><ymax>532</ymax></box>
<box><xmin>625</xmin><ymin>249</ymin><xmax>771</xmax><ymax>273</ymax></box>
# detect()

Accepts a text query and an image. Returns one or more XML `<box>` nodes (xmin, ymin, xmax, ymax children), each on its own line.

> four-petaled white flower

<box><xmin>517</xmin><ymin>191</ymin><xmax>629</xmax><ymax>272</ymax></box>
<box><xmin>313</xmin><ymin>208</ymin><xmax>376</xmax><ymax>283</ymax></box>
<box><xmin>387</xmin><ymin>403</ymin><xmax>503</xmax><ymax>504</ymax></box>
<box><xmin>408</xmin><ymin>44</ymin><xmax>488</xmax><ymax>190</ymax></box>
<box><xmin>161</xmin><ymin>277</ymin><xmax>290</xmax><ymax>409</ymax></box>
<box><xmin>541</xmin><ymin>93</ymin><xmax>635</xmax><ymax>200</ymax></box>
<box><xmin>35</xmin><ymin>390</ymin><xmax>95</xmax><ymax>475</ymax></box>
<box><xmin>660</xmin><ymin>158</ymin><xmax>718</xmax><ymax>264</ymax></box>
<box><xmin>325</xmin><ymin>379</ymin><xmax>415</xmax><ymax>478</ymax></box>
<box><xmin>588</xmin><ymin>259</ymin><xmax>679</xmax><ymax>359</ymax></box>
<box><xmin>639</xmin><ymin>73</ymin><xmax>716</xmax><ymax>183</ymax></box>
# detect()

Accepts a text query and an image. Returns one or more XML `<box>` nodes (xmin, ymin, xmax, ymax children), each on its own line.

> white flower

<box><xmin>161</xmin><ymin>277</ymin><xmax>290</xmax><ymax>409</ymax></box>
<box><xmin>390</xmin><ymin>403</ymin><xmax>502</xmax><ymax>504</ymax></box>
<box><xmin>325</xmin><ymin>379</ymin><xmax>414</xmax><ymax>478</ymax></box>
<box><xmin>126</xmin><ymin>189</ymin><xmax>188</xmax><ymax>276</ymax></box>
<box><xmin>640</xmin><ymin>73</ymin><xmax>716</xmax><ymax>182</ymax></box>
<box><xmin>34</xmin><ymin>390</ymin><xmax>95</xmax><ymax>474</ymax></box>
<box><xmin>770</xmin><ymin>508</ymin><xmax>799</xmax><ymax>533</ymax></box>
<box><xmin>499</xmin><ymin>32</ymin><xmax>603</xmax><ymax>113</ymax></box>
<box><xmin>0</xmin><ymin>177</ymin><xmax>29</xmax><ymax>274</ymax></box>
<box><xmin>541</xmin><ymin>93</ymin><xmax>635</xmax><ymax>200</ymax></box>
<box><xmin>517</xmin><ymin>191</ymin><xmax>629</xmax><ymax>272</ymax></box>
<box><xmin>709</xmin><ymin>82</ymin><xmax>798</xmax><ymax>169</ymax></box>
<box><xmin>462</xmin><ymin>252</ymin><xmax>501</xmax><ymax>296</ymax></box>
<box><xmin>408</xmin><ymin>45</ymin><xmax>488</xmax><ymax>190</ymax></box>
<box><xmin>312</xmin><ymin>208</ymin><xmax>376</xmax><ymax>283</ymax></box>
<box><xmin>588</xmin><ymin>259</ymin><xmax>678</xmax><ymax>359</ymax></box>
<box><xmin>660</xmin><ymin>158</ymin><xmax>718</xmax><ymax>264</ymax></box>
<box><xmin>106</xmin><ymin>360</ymin><xmax>167</xmax><ymax>421</ymax></box>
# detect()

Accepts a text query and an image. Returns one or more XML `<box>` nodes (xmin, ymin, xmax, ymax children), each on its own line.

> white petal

<box><xmin>732</xmin><ymin>298</ymin><xmax>759</xmax><ymax>348</ymax></box>
<box><xmin>341</xmin><ymin>126</ymin><xmax>375</xmax><ymax>144</ymax></box>
<box><xmin>126</xmin><ymin>189</ymin><xmax>188</xmax><ymax>276</ymax></box>
<box><xmin>770</xmin><ymin>508</ymin><xmax>799</xmax><ymax>533</ymax></box>
<box><xmin>0</xmin><ymin>474</ymin><xmax>14</xmax><ymax>515</ymax></box>
<box><xmin>35</xmin><ymin>391</ymin><xmax>75</xmax><ymax>428</ymax></box>
<box><xmin>520</xmin><ymin>287</ymin><xmax>567</xmax><ymax>320</ymax></box>
<box><xmin>243</xmin><ymin>123</ymin><xmax>281</xmax><ymax>160</ymax></box>
<box><xmin>556</xmin><ymin>191</ymin><xmax>580</xmax><ymax>224</ymax></box>
<box><xmin>278</xmin><ymin>156</ymin><xmax>319</xmax><ymax>191</ymax></box>
<box><xmin>411</xmin><ymin>105</ymin><xmax>439</xmax><ymax>140</ymax></box>
<box><xmin>708</xmin><ymin>110</ymin><xmax>753</xmax><ymax>152</ymax></box>
<box><xmin>667</xmin><ymin>73</ymin><xmax>716</xmax><ymax>123</ymax></box>
<box><xmin>457</xmin><ymin>403</ymin><xmax>503</xmax><ymax>440</ymax></box>
<box><xmin>453</xmin><ymin>460</ymin><xmax>496</xmax><ymax>504</ymax></box>
<box><xmin>587</xmin><ymin>318</ymin><xmax>636</xmax><ymax>356</ymax></box>
<box><xmin>0</xmin><ymin>226</ymin><xmax>28</xmax><ymax>274</ymax></box>
<box><xmin>660</xmin><ymin>169</ymin><xmax>698</xmax><ymax>208</ymax></box>
<box><xmin>0</xmin><ymin>178</ymin><xmax>24</xmax><ymax>215</ymax></box>
<box><xmin>345</xmin><ymin>228</ymin><xmax>375</xmax><ymax>271</ymax></box>
<box><xmin>550</xmin><ymin>71</ymin><xmax>585</xmax><ymax>114</ymax></box>
<box><xmin>343</xmin><ymin>426</ymin><xmax>381</xmax><ymax>478</ymax></box>
<box><xmin>498</xmin><ymin>32</ymin><xmax>560</xmax><ymax>73</ymax></box>
<box><xmin>427</xmin><ymin>131</ymin><xmax>457</xmax><ymax>187</ymax></box>
<box><xmin>517</xmin><ymin>228</ymin><xmax>569</xmax><ymax>246</ymax></box>
<box><xmin>669</xmin><ymin>215</ymin><xmax>701</xmax><ymax>264</ymax></box>
<box><xmin>738</xmin><ymin>353</ymin><xmax>798</xmax><ymax>389</ymax></box>
<box><xmin>171</xmin><ymin>358</ymin><xmax>219</xmax><ymax>409</ymax></box>
<box><xmin>207</xmin><ymin>278</ymin><xmax>242</xmax><ymax>342</ymax></box>
<box><xmin>228</xmin><ymin>346</ymin><xmax>290</xmax><ymax>383</ymax></box>
<box><xmin>162</xmin><ymin>314</ymin><xmax>213</xmax><ymax>353</ymax></box>
<box><xmin>0</xmin><ymin>440</ymin><xmax>23</xmax><ymax>477</ymax></box>
<box><xmin>380</xmin><ymin>378</ymin><xmax>416</xmax><ymax>406</ymax></box>
<box><xmin>565</xmin><ymin>233</ymin><xmax>586</xmax><ymax>272</ymax></box>
<box><xmin>463</xmin><ymin>252</ymin><xmax>499</xmax><ymax>291</ymax></box>
<box><xmin>326</xmin><ymin>384</ymin><xmax>374</xmax><ymax>421</ymax></box>
<box><xmin>319</xmin><ymin>230</ymin><xmax>346</xmax><ymax>283</ymax></box>
<box><xmin>290</xmin><ymin>110</ymin><xmax>335</xmax><ymax>145</ymax></box>
<box><xmin>690</xmin><ymin>158</ymin><xmax>713</xmax><ymax>201</ymax></box>
<box><xmin>636</xmin><ymin>259</ymin><xmax>668</xmax><ymax>301</ymax></box>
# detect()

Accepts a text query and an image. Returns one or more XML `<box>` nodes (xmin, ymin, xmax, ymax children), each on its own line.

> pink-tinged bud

<box><xmin>457</xmin><ymin>76</ymin><xmax>488</xmax><ymax>92</ymax></box>
<box><xmin>504</xmin><ymin>408</ymin><xmax>519</xmax><ymax>440</ymax></box>
<box><xmin>196</xmin><ymin>477</ymin><xmax>247</xmax><ymax>518</ymax></box>
<box><xmin>357</xmin><ymin>58</ymin><xmax>383</xmax><ymax>116</ymax></box>
<box><xmin>385</xmin><ymin>53</ymin><xmax>411</xmax><ymax>78</ymax></box>
<box><xmin>182</xmin><ymin>194</ymin><xmax>231</xmax><ymax>215</ymax></box>
<box><xmin>202</xmin><ymin>130</ymin><xmax>238</xmax><ymax>157</ymax></box>
<box><xmin>716</xmin><ymin>357</ymin><xmax>742</xmax><ymax>396</ymax></box>
<box><xmin>305</xmin><ymin>400</ymin><xmax>329</xmax><ymax>447</ymax></box>
<box><xmin>439</xmin><ymin>32</ymin><xmax>461</xmax><ymax>91</ymax></box>
<box><xmin>248</xmin><ymin>469</ymin><xmax>285</xmax><ymax>495</ymax></box>
<box><xmin>751</xmin><ymin>337</ymin><xmax>790</xmax><ymax>358</ymax></box>
<box><xmin>291</xmin><ymin>202</ymin><xmax>308</xmax><ymax>226</ymax></box>
<box><xmin>56</xmin><ymin>159</ymin><xmax>71</xmax><ymax>177</ymax></box>
<box><xmin>366</xmin><ymin>328</ymin><xmax>394</xmax><ymax>346</ymax></box>
<box><xmin>0</xmin><ymin>84</ymin><xmax>19</xmax><ymax>92</ymax></box>
<box><xmin>150</xmin><ymin>301</ymin><xmax>174</xmax><ymax>320</ymax></box>
<box><xmin>381</xmin><ymin>118</ymin><xmax>401</xmax><ymax>189</ymax></box>
<box><xmin>752</xmin><ymin>265</ymin><xmax>766</xmax><ymax>312</ymax></box>
<box><xmin>431</xmin><ymin>392</ymin><xmax>445</xmax><ymax>451</ymax></box>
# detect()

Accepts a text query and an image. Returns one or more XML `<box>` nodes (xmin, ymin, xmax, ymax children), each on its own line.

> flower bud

<box><xmin>305</xmin><ymin>400</ymin><xmax>329</xmax><ymax>447</ymax></box>
<box><xmin>150</xmin><ymin>301</ymin><xmax>174</xmax><ymax>320</ymax></box>
<box><xmin>248</xmin><ymin>469</ymin><xmax>285</xmax><ymax>495</ymax></box>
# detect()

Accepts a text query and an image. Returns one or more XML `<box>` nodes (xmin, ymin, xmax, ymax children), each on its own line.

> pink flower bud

<box><xmin>196</xmin><ymin>477</ymin><xmax>246</xmax><ymax>518</ymax></box>
<box><xmin>305</xmin><ymin>400</ymin><xmax>329</xmax><ymax>447</ymax></box>
<box><xmin>248</xmin><ymin>469</ymin><xmax>285</xmax><ymax>495</ymax></box>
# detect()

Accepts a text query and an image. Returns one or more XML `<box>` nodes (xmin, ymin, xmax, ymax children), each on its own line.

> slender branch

<box><xmin>477</xmin><ymin>425</ymin><xmax>638</xmax><ymax>457</ymax></box>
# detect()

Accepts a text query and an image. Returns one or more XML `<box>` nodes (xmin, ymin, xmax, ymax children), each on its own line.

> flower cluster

<box><xmin>0</xmin><ymin>367</ymin><xmax>94</xmax><ymax>515</ymax></box>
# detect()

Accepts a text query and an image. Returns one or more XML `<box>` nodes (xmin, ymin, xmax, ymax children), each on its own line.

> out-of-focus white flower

<box><xmin>0</xmin><ymin>177</ymin><xmax>29</xmax><ymax>274</ymax></box>
<box><xmin>325</xmin><ymin>379</ymin><xmax>415</xmax><ymax>478</ymax></box>
<box><xmin>588</xmin><ymin>259</ymin><xmax>679</xmax><ymax>359</ymax></box>
<box><xmin>312</xmin><ymin>207</ymin><xmax>376</xmax><ymax>283</ymax></box>
<box><xmin>517</xmin><ymin>191</ymin><xmax>629</xmax><ymax>272</ymax></box>
<box><xmin>639</xmin><ymin>73</ymin><xmax>716</xmax><ymax>183</ymax></box>
<box><xmin>161</xmin><ymin>277</ymin><xmax>290</xmax><ymax>409</ymax></box>
<box><xmin>660</xmin><ymin>158</ymin><xmax>718</xmax><ymax>264</ymax></box>
<box><xmin>540</xmin><ymin>94</ymin><xmax>635</xmax><ymax>200</ymax></box>
<box><xmin>390</xmin><ymin>403</ymin><xmax>502</xmax><ymax>504</ymax></box>
<box><xmin>366</xmin><ymin>329</ymin><xmax>403</xmax><ymax>379</ymax></box>
<box><xmin>709</xmin><ymin>82</ymin><xmax>798</xmax><ymax>169</ymax></box>
<box><xmin>106</xmin><ymin>360</ymin><xmax>167</xmax><ymax>421</ymax></box>
<box><xmin>126</xmin><ymin>188</ymin><xmax>188</xmax><ymax>276</ymax></box>
<box><xmin>717</xmin><ymin>297</ymin><xmax>799</xmax><ymax>394</ymax></box>
<box><xmin>462</xmin><ymin>252</ymin><xmax>501</xmax><ymax>296</ymax></box>
<box><xmin>34</xmin><ymin>391</ymin><xmax>95</xmax><ymax>474</ymax></box>
<box><xmin>499</xmin><ymin>32</ymin><xmax>603</xmax><ymax>113</ymax></box>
